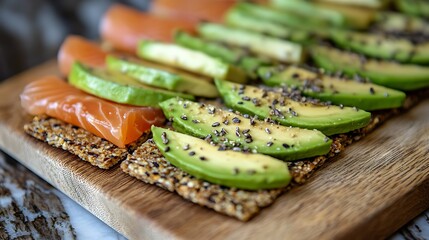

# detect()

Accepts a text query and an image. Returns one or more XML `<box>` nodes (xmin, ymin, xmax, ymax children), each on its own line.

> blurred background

<box><xmin>0</xmin><ymin>0</ymin><xmax>150</xmax><ymax>80</ymax></box>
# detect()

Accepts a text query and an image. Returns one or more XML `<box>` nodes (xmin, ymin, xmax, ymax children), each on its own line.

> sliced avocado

<box><xmin>312</xmin><ymin>2</ymin><xmax>376</xmax><ymax>30</ymax></box>
<box><xmin>311</xmin><ymin>45</ymin><xmax>429</xmax><ymax>91</ymax></box>
<box><xmin>224</xmin><ymin>6</ymin><xmax>311</xmax><ymax>43</ymax></box>
<box><xmin>137</xmin><ymin>40</ymin><xmax>247</xmax><ymax>83</ymax></box>
<box><xmin>106</xmin><ymin>55</ymin><xmax>218</xmax><ymax>98</ymax></box>
<box><xmin>174</xmin><ymin>31</ymin><xmax>270</xmax><ymax>78</ymax></box>
<box><xmin>215</xmin><ymin>79</ymin><xmax>371</xmax><ymax>136</ymax></box>
<box><xmin>270</xmin><ymin>0</ymin><xmax>347</xmax><ymax>28</ymax></box>
<box><xmin>159</xmin><ymin>98</ymin><xmax>332</xmax><ymax>161</ymax></box>
<box><xmin>231</xmin><ymin>2</ymin><xmax>331</xmax><ymax>38</ymax></box>
<box><xmin>198</xmin><ymin>23</ymin><xmax>304</xmax><ymax>63</ymax></box>
<box><xmin>331</xmin><ymin>31</ymin><xmax>429</xmax><ymax>64</ymax></box>
<box><xmin>151</xmin><ymin>126</ymin><xmax>291</xmax><ymax>190</ymax></box>
<box><xmin>313</xmin><ymin>0</ymin><xmax>389</xmax><ymax>9</ymax></box>
<box><xmin>68</xmin><ymin>62</ymin><xmax>194</xmax><ymax>107</ymax></box>
<box><xmin>395</xmin><ymin>0</ymin><xmax>429</xmax><ymax>18</ymax></box>
<box><xmin>259</xmin><ymin>65</ymin><xmax>406</xmax><ymax>111</ymax></box>
<box><xmin>373</xmin><ymin>11</ymin><xmax>429</xmax><ymax>35</ymax></box>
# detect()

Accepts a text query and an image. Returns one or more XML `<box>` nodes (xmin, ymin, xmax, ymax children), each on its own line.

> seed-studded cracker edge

<box><xmin>24</xmin><ymin>115</ymin><xmax>150</xmax><ymax>169</ymax></box>
<box><xmin>121</xmin><ymin>89</ymin><xmax>428</xmax><ymax>221</ymax></box>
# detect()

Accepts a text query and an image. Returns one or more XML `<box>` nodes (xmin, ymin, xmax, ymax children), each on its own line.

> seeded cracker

<box><xmin>24</xmin><ymin>115</ymin><xmax>149</xmax><ymax>169</ymax></box>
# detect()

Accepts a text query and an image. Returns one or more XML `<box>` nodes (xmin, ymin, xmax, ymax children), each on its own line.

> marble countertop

<box><xmin>0</xmin><ymin>151</ymin><xmax>428</xmax><ymax>239</ymax></box>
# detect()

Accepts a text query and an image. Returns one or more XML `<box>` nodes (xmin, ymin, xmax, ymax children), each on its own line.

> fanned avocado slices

<box><xmin>151</xmin><ymin>126</ymin><xmax>292</xmax><ymax>190</ymax></box>
<box><xmin>311</xmin><ymin>45</ymin><xmax>429</xmax><ymax>91</ymax></box>
<box><xmin>106</xmin><ymin>55</ymin><xmax>219</xmax><ymax>98</ymax></box>
<box><xmin>258</xmin><ymin>65</ymin><xmax>406</xmax><ymax>111</ymax></box>
<box><xmin>137</xmin><ymin>40</ymin><xmax>247</xmax><ymax>83</ymax></box>
<box><xmin>215</xmin><ymin>79</ymin><xmax>371</xmax><ymax>136</ymax></box>
<box><xmin>331</xmin><ymin>30</ymin><xmax>429</xmax><ymax>64</ymax></box>
<box><xmin>159</xmin><ymin>98</ymin><xmax>332</xmax><ymax>161</ymax></box>
<box><xmin>68</xmin><ymin>62</ymin><xmax>194</xmax><ymax>107</ymax></box>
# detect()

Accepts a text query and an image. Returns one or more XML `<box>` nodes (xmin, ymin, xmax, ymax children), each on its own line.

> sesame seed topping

<box><xmin>369</xmin><ymin>87</ymin><xmax>375</xmax><ymax>95</ymax></box>
<box><xmin>181</xmin><ymin>115</ymin><xmax>188</xmax><ymax>120</ymax></box>
<box><xmin>265</xmin><ymin>128</ymin><xmax>271</xmax><ymax>134</ymax></box>
<box><xmin>237</xmin><ymin>101</ymin><xmax>244</xmax><ymax>105</ymax></box>
<box><xmin>233</xmin><ymin>168</ymin><xmax>240</xmax><ymax>175</ymax></box>
<box><xmin>189</xmin><ymin>151</ymin><xmax>196</xmax><ymax>156</ymax></box>
<box><xmin>223</xmin><ymin>119</ymin><xmax>229</xmax><ymax>125</ymax></box>
<box><xmin>282</xmin><ymin>143</ymin><xmax>290</xmax><ymax>148</ymax></box>
<box><xmin>192</xmin><ymin>119</ymin><xmax>200</xmax><ymax>124</ymax></box>
<box><xmin>267</xmin><ymin>141</ymin><xmax>273</xmax><ymax>147</ymax></box>
<box><xmin>161</xmin><ymin>132</ymin><xmax>169</xmax><ymax>144</ymax></box>
<box><xmin>165</xmin><ymin>146</ymin><xmax>170</xmax><ymax>152</ymax></box>
<box><xmin>199</xmin><ymin>156</ymin><xmax>207</xmax><ymax>161</ymax></box>
<box><xmin>232</xmin><ymin>117</ymin><xmax>241</xmax><ymax>123</ymax></box>
<box><xmin>242</xmin><ymin>96</ymin><xmax>251</xmax><ymax>101</ymax></box>
<box><xmin>183</xmin><ymin>144</ymin><xmax>190</xmax><ymax>150</ymax></box>
<box><xmin>232</xmin><ymin>147</ymin><xmax>242</xmax><ymax>152</ymax></box>
<box><xmin>212</xmin><ymin>122</ymin><xmax>220</xmax><ymax>127</ymax></box>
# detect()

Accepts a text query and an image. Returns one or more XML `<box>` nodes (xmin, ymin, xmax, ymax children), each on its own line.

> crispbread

<box><xmin>24</xmin><ymin>115</ymin><xmax>149</xmax><ymax>169</ymax></box>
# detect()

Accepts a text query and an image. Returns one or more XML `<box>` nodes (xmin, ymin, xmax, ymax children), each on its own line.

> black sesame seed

<box><xmin>245</xmin><ymin>138</ymin><xmax>253</xmax><ymax>143</ymax></box>
<box><xmin>339</xmin><ymin>104</ymin><xmax>344</xmax><ymax>109</ymax></box>
<box><xmin>265</xmin><ymin>128</ymin><xmax>271</xmax><ymax>134</ymax></box>
<box><xmin>183</xmin><ymin>144</ymin><xmax>190</xmax><ymax>150</ymax></box>
<box><xmin>267</xmin><ymin>141</ymin><xmax>274</xmax><ymax>147</ymax></box>
<box><xmin>161</xmin><ymin>132</ymin><xmax>169</xmax><ymax>144</ymax></box>
<box><xmin>199</xmin><ymin>156</ymin><xmax>207</xmax><ymax>161</ymax></box>
<box><xmin>232</xmin><ymin>117</ymin><xmax>241</xmax><ymax>123</ymax></box>
<box><xmin>233</xmin><ymin>168</ymin><xmax>240</xmax><ymax>175</ymax></box>
<box><xmin>292</xmin><ymin>73</ymin><xmax>300</xmax><ymax>78</ymax></box>
<box><xmin>242</xmin><ymin>96</ymin><xmax>251</xmax><ymax>101</ymax></box>
<box><xmin>212</xmin><ymin>122</ymin><xmax>220</xmax><ymax>127</ymax></box>
<box><xmin>243</xmin><ymin>114</ymin><xmax>250</xmax><ymax>119</ymax></box>
<box><xmin>237</xmin><ymin>101</ymin><xmax>244</xmax><ymax>105</ymax></box>
<box><xmin>165</xmin><ymin>146</ymin><xmax>170</xmax><ymax>152</ymax></box>
<box><xmin>282</xmin><ymin>143</ymin><xmax>290</xmax><ymax>148</ymax></box>
<box><xmin>324</xmin><ymin>137</ymin><xmax>330</xmax><ymax>143</ymax></box>
<box><xmin>235</xmin><ymin>127</ymin><xmax>241</xmax><ymax>137</ymax></box>
<box><xmin>242</xmin><ymin>129</ymin><xmax>250</xmax><ymax>134</ymax></box>
<box><xmin>181</xmin><ymin>115</ymin><xmax>188</xmax><ymax>120</ymax></box>
<box><xmin>189</xmin><ymin>151</ymin><xmax>196</xmax><ymax>156</ymax></box>
<box><xmin>369</xmin><ymin>87</ymin><xmax>375</xmax><ymax>95</ymax></box>
<box><xmin>183</xmin><ymin>103</ymin><xmax>188</xmax><ymax>108</ymax></box>
<box><xmin>192</xmin><ymin>119</ymin><xmax>200</xmax><ymax>124</ymax></box>
<box><xmin>232</xmin><ymin>147</ymin><xmax>241</xmax><ymax>151</ymax></box>
<box><xmin>223</xmin><ymin>119</ymin><xmax>229</xmax><ymax>125</ymax></box>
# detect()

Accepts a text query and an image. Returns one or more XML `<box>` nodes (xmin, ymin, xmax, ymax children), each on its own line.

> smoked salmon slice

<box><xmin>20</xmin><ymin>76</ymin><xmax>165</xmax><ymax>148</ymax></box>
<box><xmin>100</xmin><ymin>4</ymin><xmax>195</xmax><ymax>53</ymax></box>
<box><xmin>58</xmin><ymin>35</ymin><xmax>107</xmax><ymax>76</ymax></box>
<box><xmin>151</xmin><ymin>0</ymin><xmax>236</xmax><ymax>23</ymax></box>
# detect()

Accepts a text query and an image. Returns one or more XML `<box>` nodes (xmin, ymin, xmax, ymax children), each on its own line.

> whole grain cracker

<box><xmin>24</xmin><ymin>115</ymin><xmax>149</xmax><ymax>169</ymax></box>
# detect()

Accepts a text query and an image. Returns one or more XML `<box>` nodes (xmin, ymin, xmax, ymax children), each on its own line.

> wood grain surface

<box><xmin>0</xmin><ymin>61</ymin><xmax>428</xmax><ymax>240</ymax></box>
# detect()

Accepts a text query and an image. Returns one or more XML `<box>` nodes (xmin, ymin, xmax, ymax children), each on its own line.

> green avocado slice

<box><xmin>331</xmin><ymin>30</ymin><xmax>429</xmax><ymax>64</ymax></box>
<box><xmin>151</xmin><ymin>126</ymin><xmax>291</xmax><ymax>190</ymax></box>
<box><xmin>106</xmin><ymin>55</ymin><xmax>219</xmax><ymax>98</ymax></box>
<box><xmin>159</xmin><ymin>98</ymin><xmax>332</xmax><ymax>161</ymax></box>
<box><xmin>224</xmin><ymin>7</ymin><xmax>311</xmax><ymax>43</ymax></box>
<box><xmin>137</xmin><ymin>40</ymin><xmax>247</xmax><ymax>83</ymax></box>
<box><xmin>215</xmin><ymin>79</ymin><xmax>371</xmax><ymax>136</ymax></box>
<box><xmin>258</xmin><ymin>65</ymin><xmax>406</xmax><ymax>111</ymax></box>
<box><xmin>311</xmin><ymin>45</ymin><xmax>429</xmax><ymax>91</ymax></box>
<box><xmin>174</xmin><ymin>31</ymin><xmax>270</xmax><ymax>79</ymax></box>
<box><xmin>197</xmin><ymin>23</ymin><xmax>305</xmax><ymax>63</ymax></box>
<box><xmin>68</xmin><ymin>62</ymin><xmax>194</xmax><ymax>107</ymax></box>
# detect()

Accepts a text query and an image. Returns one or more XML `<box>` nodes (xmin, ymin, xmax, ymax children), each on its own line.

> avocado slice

<box><xmin>373</xmin><ymin>11</ymin><xmax>429</xmax><ymax>35</ymax></box>
<box><xmin>259</xmin><ymin>65</ymin><xmax>406</xmax><ymax>111</ymax></box>
<box><xmin>215</xmin><ymin>79</ymin><xmax>371</xmax><ymax>136</ymax></box>
<box><xmin>106</xmin><ymin>55</ymin><xmax>219</xmax><ymax>98</ymax></box>
<box><xmin>198</xmin><ymin>23</ymin><xmax>304</xmax><ymax>63</ymax></box>
<box><xmin>311</xmin><ymin>2</ymin><xmax>376</xmax><ymax>30</ymax></box>
<box><xmin>68</xmin><ymin>62</ymin><xmax>194</xmax><ymax>107</ymax></box>
<box><xmin>159</xmin><ymin>98</ymin><xmax>332</xmax><ymax>161</ymax></box>
<box><xmin>270</xmin><ymin>0</ymin><xmax>347</xmax><ymax>28</ymax></box>
<box><xmin>331</xmin><ymin>31</ymin><xmax>429</xmax><ymax>64</ymax></box>
<box><xmin>311</xmin><ymin>45</ymin><xmax>429</xmax><ymax>91</ymax></box>
<box><xmin>137</xmin><ymin>40</ymin><xmax>247</xmax><ymax>83</ymax></box>
<box><xmin>395</xmin><ymin>0</ymin><xmax>429</xmax><ymax>18</ymax></box>
<box><xmin>151</xmin><ymin>126</ymin><xmax>291</xmax><ymax>190</ymax></box>
<box><xmin>174</xmin><ymin>31</ymin><xmax>270</xmax><ymax>78</ymax></box>
<box><xmin>230</xmin><ymin>2</ymin><xmax>331</xmax><ymax>38</ymax></box>
<box><xmin>224</xmin><ymin>5</ymin><xmax>311</xmax><ymax>43</ymax></box>
<box><xmin>313</xmin><ymin>0</ymin><xmax>389</xmax><ymax>9</ymax></box>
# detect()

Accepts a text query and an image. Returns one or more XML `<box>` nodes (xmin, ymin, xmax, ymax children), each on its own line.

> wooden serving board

<box><xmin>0</xmin><ymin>61</ymin><xmax>428</xmax><ymax>240</ymax></box>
